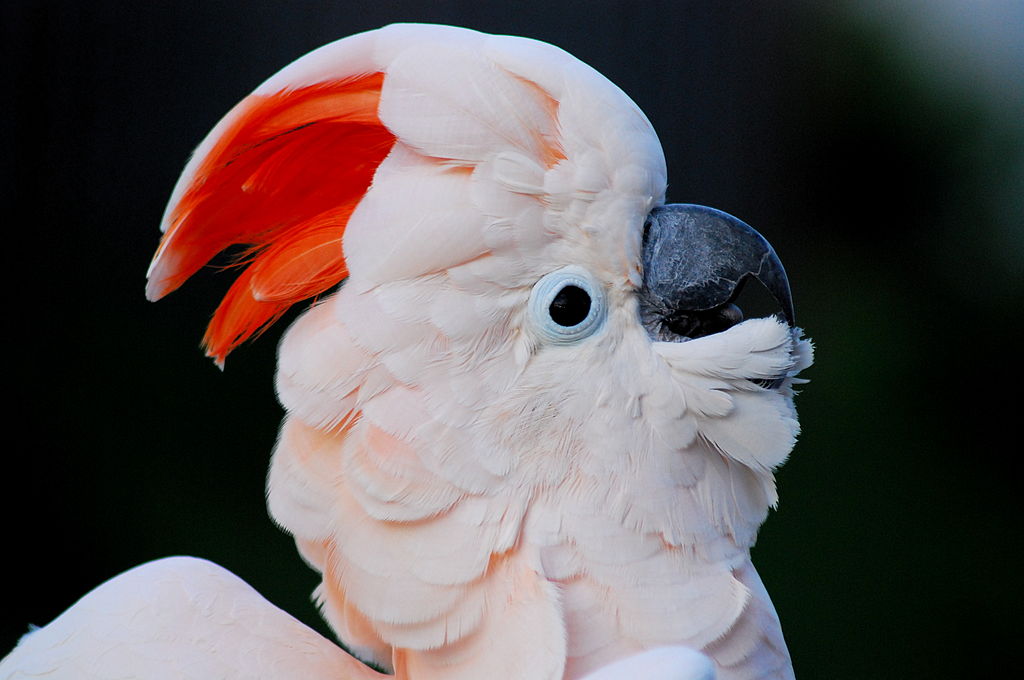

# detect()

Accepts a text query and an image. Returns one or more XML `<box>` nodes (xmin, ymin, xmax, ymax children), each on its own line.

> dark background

<box><xmin>4</xmin><ymin>1</ymin><xmax>1022</xmax><ymax>678</ymax></box>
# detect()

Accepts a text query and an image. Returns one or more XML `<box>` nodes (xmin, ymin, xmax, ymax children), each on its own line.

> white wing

<box><xmin>0</xmin><ymin>557</ymin><xmax>384</xmax><ymax>680</ymax></box>
<box><xmin>580</xmin><ymin>647</ymin><xmax>716</xmax><ymax>680</ymax></box>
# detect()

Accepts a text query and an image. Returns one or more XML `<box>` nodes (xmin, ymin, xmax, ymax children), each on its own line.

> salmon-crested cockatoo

<box><xmin>2</xmin><ymin>23</ymin><xmax>812</xmax><ymax>680</ymax></box>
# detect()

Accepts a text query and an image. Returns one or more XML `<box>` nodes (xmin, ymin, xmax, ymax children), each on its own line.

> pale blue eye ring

<box><xmin>528</xmin><ymin>266</ymin><xmax>607</xmax><ymax>344</ymax></box>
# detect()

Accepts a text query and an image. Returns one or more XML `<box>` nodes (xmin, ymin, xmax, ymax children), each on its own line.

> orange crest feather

<box><xmin>148</xmin><ymin>73</ymin><xmax>395</xmax><ymax>365</ymax></box>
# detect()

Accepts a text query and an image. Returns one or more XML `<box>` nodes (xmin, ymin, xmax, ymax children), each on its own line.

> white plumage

<box><xmin>1</xmin><ymin>557</ymin><xmax>383</xmax><ymax>680</ymax></box>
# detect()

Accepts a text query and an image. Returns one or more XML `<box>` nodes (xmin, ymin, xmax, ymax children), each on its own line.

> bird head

<box><xmin>148</xmin><ymin>24</ymin><xmax>812</xmax><ymax>670</ymax></box>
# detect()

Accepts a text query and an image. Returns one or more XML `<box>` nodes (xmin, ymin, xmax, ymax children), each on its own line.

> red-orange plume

<box><xmin>147</xmin><ymin>73</ymin><xmax>395</xmax><ymax>365</ymax></box>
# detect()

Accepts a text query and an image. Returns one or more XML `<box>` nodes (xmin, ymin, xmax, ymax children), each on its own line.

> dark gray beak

<box><xmin>639</xmin><ymin>204</ymin><xmax>795</xmax><ymax>341</ymax></box>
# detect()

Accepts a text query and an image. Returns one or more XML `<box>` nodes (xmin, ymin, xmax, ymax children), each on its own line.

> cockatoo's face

<box><xmin>148</xmin><ymin>23</ymin><xmax>811</xmax><ymax>678</ymax></box>
<box><xmin>276</xmin><ymin>188</ymin><xmax>811</xmax><ymax>549</ymax></box>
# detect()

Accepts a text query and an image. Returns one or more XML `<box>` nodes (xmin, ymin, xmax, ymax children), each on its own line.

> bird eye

<box><xmin>528</xmin><ymin>267</ymin><xmax>607</xmax><ymax>343</ymax></box>
<box><xmin>549</xmin><ymin>285</ymin><xmax>591</xmax><ymax>326</ymax></box>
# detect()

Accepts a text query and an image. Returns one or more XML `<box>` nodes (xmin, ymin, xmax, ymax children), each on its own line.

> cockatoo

<box><xmin>2</xmin><ymin>23</ymin><xmax>811</xmax><ymax>680</ymax></box>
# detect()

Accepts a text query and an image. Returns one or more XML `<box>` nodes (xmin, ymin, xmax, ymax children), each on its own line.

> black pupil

<box><xmin>549</xmin><ymin>285</ymin><xmax>591</xmax><ymax>327</ymax></box>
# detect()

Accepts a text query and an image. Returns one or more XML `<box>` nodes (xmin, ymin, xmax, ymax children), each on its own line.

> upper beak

<box><xmin>639</xmin><ymin>204</ymin><xmax>795</xmax><ymax>341</ymax></box>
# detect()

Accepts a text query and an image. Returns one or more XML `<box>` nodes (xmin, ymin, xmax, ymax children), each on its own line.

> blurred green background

<box><xmin>5</xmin><ymin>1</ymin><xmax>1021</xmax><ymax>678</ymax></box>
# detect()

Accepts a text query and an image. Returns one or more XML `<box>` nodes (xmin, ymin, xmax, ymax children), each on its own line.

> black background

<box><xmin>4</xmin><ymin>2</ymin><xmax>1022</xmax><ymax>678</ymax></box>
